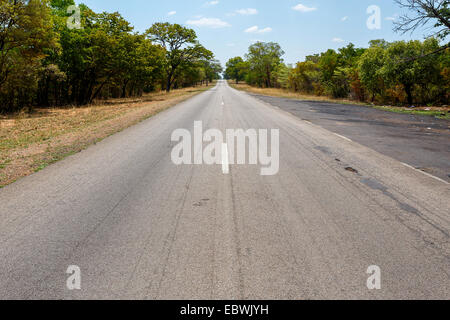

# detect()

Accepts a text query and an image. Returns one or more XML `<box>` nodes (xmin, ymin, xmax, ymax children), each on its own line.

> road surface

<box><xmin>251</xmin><ymin>93</ymin><xmax>450</xmax><ymax>183</ymax></box>
<box><xmin>0</xmin><ymin>81</ymin><xmax>449</xmax><ymax>299</ymax></box>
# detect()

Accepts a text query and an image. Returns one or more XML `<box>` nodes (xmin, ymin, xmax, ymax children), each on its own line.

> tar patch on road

<box><xmin>345</xmin><ymin>167</ymin><xmax>359</xmax><ymax>174</ymax></box>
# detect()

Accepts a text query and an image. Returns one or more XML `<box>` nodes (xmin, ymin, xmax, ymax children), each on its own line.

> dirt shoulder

<box><xmin>0</xmin><ymin>85</ymin><xmax>213</xmax><ymax>187</ymax></box>
<box><xmin>230</xmin><ymin>82</ymin><xmax>450</xmax><ymax>120</ymax></box>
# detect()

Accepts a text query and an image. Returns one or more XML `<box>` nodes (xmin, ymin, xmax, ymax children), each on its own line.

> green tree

<box><xmin>245</xmin><ymin>42</ymin><xmax>284</xmax><ymax>88</ymax></box>
<box><xmin>0</xmin><ymin>0</ymin><xmax>57</xmax><ymax>112</ymax></box>
<box><xmin>317</xmin><ymin>49</ymin><xmax>341</xmax><ymax>97</ymax></box>
<box><xmin>146</xmin><ymin>22</ymin><xmax>213</xmax><ymax>92</ymax></box>
<box><xmin>381</xmin><ymin>39</ymin><xmax>442</xmax><ymax>105</ymax></box>
<box><xmin>358</xmin><ymin>46</ymin><xmax>386</xmax><ymax>101</ymax></box>
<box><xmin>289</xmin><ymin>61</ymin><xmax>320</xmax><ymax>94</ymax></box>
<box><xmin>225</xmin><ymin>57</ymin><xmax>248</xmax><ymax>84</ymax></box>
<box><xmin>273</xmin><ymin>63</ymin><xmax>291</xmax><ymax>89</ymax></box>
<box><xmin>202</xmin><ymin>58</ymin><xmax>222</xmax><ymax>85</ymax></box>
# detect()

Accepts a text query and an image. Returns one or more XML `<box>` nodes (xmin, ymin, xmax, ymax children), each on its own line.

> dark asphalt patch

<box><xmin>314</xmin><ymin>146</ymin><xmax>332</xmax><ymax>155</ymax></box>
<box><xmin>251</xmin><ymin>93</ymin><xmax>450</xmax><ymax>182</ymax></box>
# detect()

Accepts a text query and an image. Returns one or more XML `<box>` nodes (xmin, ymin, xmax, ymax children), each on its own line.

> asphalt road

<box><xmin>252</xmin><ymin>94</ymin><xmax>450</xmax><ymax>182</ymax></box>
<box><xmin>0</xmin><ymin>81</ymin><xmax>449</xmax><ymax>299</ymax></box>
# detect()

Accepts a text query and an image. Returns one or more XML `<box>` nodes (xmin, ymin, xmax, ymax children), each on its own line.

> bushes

<box><xmin>228</xmin><ymin>40</ymin><xmax>449</xmax><ymax>106</ymax></box>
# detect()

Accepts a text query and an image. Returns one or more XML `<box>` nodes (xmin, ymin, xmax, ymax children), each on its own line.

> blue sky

<box><xmin>76</xmin><ymin>0</ymin><xmax>437</xmax><ymax>65</ymax></box>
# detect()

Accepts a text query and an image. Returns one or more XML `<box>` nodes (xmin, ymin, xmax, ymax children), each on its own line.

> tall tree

<box><xmin>288</xmin><ymin>61</ymin><xmax>320</xmax><ymax>94</ymax></box>
<box><xmin>358</xmin><ymin>47</ymin><xmax>386</xmax><ymax>101</ymax></box>
<box><xmin>202</xmin><ymin>58</ymin><xmax>222</xmax><ymax>85</ymax></box>
<box><xmin>245</xmin><ymin>42</ymin><xmax>284</xmax><ymax>88</ymax></box>
<box><xmin>225</xmin><ymin>57</ymin><xmax>247</xmax><ymax>84</ymax></box>
<box><xmin>381</xmin><ymin>39</ymin><xmax>443</xmax><ymax>105</ymax></box>
<box><xmin>146</xmin><ymin>22</ymin><xmax>212</xmax><ymax>92</ymax></box>
<box><xmin>0</xmin><ymin>0</ymin><xmax>57</xmax><ymax>111</ymax></box>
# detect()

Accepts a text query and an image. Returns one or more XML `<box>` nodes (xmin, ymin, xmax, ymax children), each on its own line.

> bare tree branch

<box><xmin>394</xmin><ymin>0</ymin><xmax>449</xmax><ymax>40</ymax></box>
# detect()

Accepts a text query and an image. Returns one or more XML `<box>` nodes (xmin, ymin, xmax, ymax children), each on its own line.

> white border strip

<box><xmin>333</xmin><ymin>133</ymin><xmax>353</xmax><ymax>142</ymax></box>
<box><xmin>401</xmin><ymin>163</ymin><xmax>449</xmax><ymax>185</ymax></box>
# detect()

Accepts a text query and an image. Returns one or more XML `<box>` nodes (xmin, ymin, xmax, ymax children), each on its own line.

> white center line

<box><xmin>222</xmin><ymin>143</ymin><xmax>229</xmax><ymax>174</ymax></box>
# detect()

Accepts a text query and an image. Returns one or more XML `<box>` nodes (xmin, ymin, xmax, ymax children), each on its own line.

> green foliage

<box><xmin>232</xmin><ymin>38</ymin><xmax>448</xmax><ymax>106</ymax></box>
<box><xmin>358</xmin><ymin>47</ymin><xmax>386</xmax><ymax>101</ymax></box>
<box><xmin>0</xmin><ymin>0</ymin><xmax>57</xmax><ymax>112</ymax></box>
<box><xmin>146</xmin><ymin>22</ymin><xmax>214</xmax><ymax>92</ymax></box>
<box><xmin>274</xmin><ymin>63</ymin><xmax>291</xmax><ymax>89</ymax></box>
<box><xmin>380</xmin><ymin>39</ymin><xmax>444</xmax><ymax>105</ymax></box>
<box><xmin>0</xmin><ymin>3</ymin><xmax>220</xmax><ymax>112</ymax></box>
<box><xmin>225</xmin><ymin>57</ymin><xmax>248</xmax><ymax>84</ymax></box>
<box><xmin>288</xmin><ymin>61</ymin><xmax>320</xmax><ymax>94</ymax></box>
<box><xmin>245</xmin><ymin>42</ymin><xmax>285</xmax><ymax>88</ymax></box>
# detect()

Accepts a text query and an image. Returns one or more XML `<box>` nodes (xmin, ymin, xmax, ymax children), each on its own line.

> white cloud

<box><xmin>186</xmin><ymin>17</ymin><xmax>231</xmax><ymax>28</ymax></box>
<box><xmin>236</xmin><ymin>8</ymin><xmax>258</xmax><ymax>15</ymax></box>
<box><xmin>245</xmin><ymin>26</ymin><xmax>258</xmax><ymax>33</ymax></box>
<box><xmin>168</xmin><ymin>11</ymin><xmax>177</xmax><ymax>16</ymax></box>
<box><xmin>332</xmin><ymin>37</ymin><xmax>345</xmax><ymax>43</ymax></box>
<box><xmin>204</xmin><ymin>0</ymin><xmax>219</xmax><ymax>6</ymax></box>
<box><xmin>341</xmin><ymin>16</ymin><xmax>348</xmax><ymax>22</ymax></box>
<box><xmin>245</xmin><ymin>26</ymin><xmax>272</xmax><ymax>34</ymax></box>
<box><xmin>292</xmin><ymin>3</ymin><xmax>317</xmax><ymax>12</ymax></box>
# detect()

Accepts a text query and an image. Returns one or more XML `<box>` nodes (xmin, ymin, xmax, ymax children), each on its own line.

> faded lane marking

<box><xmin>222</xmin><ymin>143</ymin><xmax>229</xmax><ymax>174</ymax></box>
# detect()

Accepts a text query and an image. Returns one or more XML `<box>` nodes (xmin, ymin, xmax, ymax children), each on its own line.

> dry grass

<box><xmin>230</xmin><ymin>82</ymin><xmax>450</xmax><ymax>119</ymax></box>
<box><xmin>0</xmin><ymin>85</ymin><xmax>213</xmax><ymax>187</ymax></box>
<box><xmin>230</xmin><ymin>82</ymin><xmax>367</xmax><ymax>106</ymax></box>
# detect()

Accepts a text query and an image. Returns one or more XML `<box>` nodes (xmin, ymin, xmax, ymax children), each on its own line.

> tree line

<box><xmin>225</xmin><ymin>39</ymin><xmax>449</xmax><ymax>106</ymax></box>
<box><xmin>0</xmin><ymin>0</ymin><xmax>222</xmax><ymax>113</ymax></box>
<box><xmin>225</xmin><ymin>0</ymin><xmax>449</xmax><ymax>106</ymax></box>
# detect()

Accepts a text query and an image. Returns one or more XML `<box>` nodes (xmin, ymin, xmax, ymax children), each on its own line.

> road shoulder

<box><xmin>231</xmin><ymin>85</ymin><xmax>450</xmax><ymax>183</ymax></box>
<box><xmin>0</xmin><ymin>85</ymin><xmax>214</xmax><ymax>188</ymax></box>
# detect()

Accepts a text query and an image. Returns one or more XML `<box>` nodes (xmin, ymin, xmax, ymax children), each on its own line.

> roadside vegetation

<box><xmin>0</xmin><ymin>0</ymin><xmax>223</xmax><ymax>187</ymax></box>
<box><xmin>225</xmin><ymin>1</ymin><xmax>449</xmax><ymax>115</ymax></box>
<box><xmin>0</xmin><ymin>85</ymin><xmax>214</xmax><ymax>187</ymax></box>
<box><xmin>229</xmin><ymin>83</ymin><xmax>450</xmax><ymax>120</ymax></box>
<box><xmin>0</xmin><ymin>0</ymin><xmax>222</xmax><ymax>113</ymax></box>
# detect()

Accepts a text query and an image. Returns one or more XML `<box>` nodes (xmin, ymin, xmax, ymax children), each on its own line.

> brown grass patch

<box><xmin>0</xmin><ymin>85</ymin><xmax>213</xmax><ymax>187</ymax></box>
<box><xmin>229</xmin><ymin>82</ymin><xmax>366</xmax><ymax>105</ymax></box>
